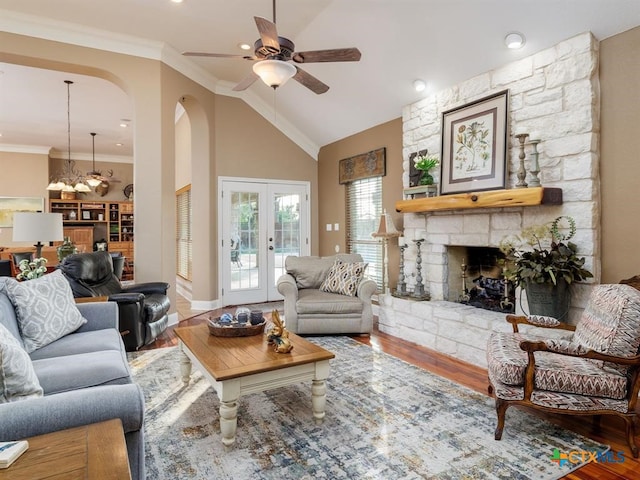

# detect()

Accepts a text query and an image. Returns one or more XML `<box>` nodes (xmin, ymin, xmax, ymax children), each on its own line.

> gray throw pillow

<box><xmin>5</xmin><ymin>270</ymin><xmax>87</xmax><ymax>353</ymax></box>
<box><xmin>0</xmin><ymin>322</ymin><xmax>43</xmax><ymax>403</ymax></box>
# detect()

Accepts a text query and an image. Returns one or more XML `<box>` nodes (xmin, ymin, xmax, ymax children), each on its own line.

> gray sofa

<box><xmin>0</xmin><ymin>276</ymin><xmax>145</xmax><ymax>480</ymax></box>
<box><xmin>277</xmin><ymin>254</ymin><xmax>377</xmax><ymax>334</ymax></box>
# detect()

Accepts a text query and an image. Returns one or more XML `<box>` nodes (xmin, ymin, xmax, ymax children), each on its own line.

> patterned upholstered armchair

<box><xmin>487</xmin><ymin>284</ymin><xmax>640</xmax><ymax>458</ymax></box>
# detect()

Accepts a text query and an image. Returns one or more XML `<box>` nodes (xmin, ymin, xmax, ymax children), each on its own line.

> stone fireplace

<box><xmin>379</xmin><ymin>32</ymin><xmax>601</xmax><ymax>368</ymax></box>
<box><xmin>447</xmin><ymin>246</ymin><xmax>512</xmax><ymax>313</ymax></box>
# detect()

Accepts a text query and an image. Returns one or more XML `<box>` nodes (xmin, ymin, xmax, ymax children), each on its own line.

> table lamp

<box><xmin>12</xmin><ymin>212</ymin><xmax>64</xmax><ymax>258</ymax></box>
<box><xmin>371</xmin><ymin>209</ymin><xmax>400</xmax><ymax>295</ymax></box>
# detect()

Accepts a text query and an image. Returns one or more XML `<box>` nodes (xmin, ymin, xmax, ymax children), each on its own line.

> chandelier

<box><xmin>46</xmin><ymin>80</ymin><xmax>92</xmax><ymax>198</ymax></box>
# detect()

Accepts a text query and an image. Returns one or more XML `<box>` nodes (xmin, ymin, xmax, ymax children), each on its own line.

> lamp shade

<box><xmin>252</xmin><ymin>59</ymin><xmax>297</xmax><ymax>88</ymax></box>
<box><xmin>372</xmin><ymin>210</ymin><xmax>400</xmax><ymax>238</ymax></box>
<box><xmin>13</xmin><ymin>212</ymin><xmax>64</xmax><ymax>243</ymax></box>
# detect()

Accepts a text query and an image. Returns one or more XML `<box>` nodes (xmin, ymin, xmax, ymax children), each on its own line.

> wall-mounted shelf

<box><xmin>395</xmin><ymin>187</ymin><xmax>562</xmax><ymax>214</ymax></box>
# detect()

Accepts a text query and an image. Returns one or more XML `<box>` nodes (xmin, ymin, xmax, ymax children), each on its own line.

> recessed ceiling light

<box><xmin>238</xmin><ymin>43</ymin><xmax>252</xmax><ymax>51</ymax></box>
<box><xmin>116</xmin><ymin>143</ymin><xmax>123</xmax><ymax>147</ymax></box>
<box><xmin>171</xmin><ymin>0</ymin><xmax>183</xmax><ymax>3</ymax></box>
<box><xmin>413</xmin><ymin>79</ymin><xmax>426</xmax><ymax>92</ymax></box>
<box><xmin>120</xmin><ymin>123</ymin><xmax>128</xmax><ymax>128</ymax></box>
<box><xmin>505</xmin><ymin>32</ymin><xmax>525</xmax><ymax>49</ymax></box>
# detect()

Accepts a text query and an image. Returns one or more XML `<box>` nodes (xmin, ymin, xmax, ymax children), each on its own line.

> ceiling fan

<box><xmin>182</xmin><ymin>0</ymin><xmax>361</xmax><ymax>94</ymax></box>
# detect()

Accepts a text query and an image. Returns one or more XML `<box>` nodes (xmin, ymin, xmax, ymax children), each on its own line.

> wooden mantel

<box><xmin>395</xmin><ymin>187</ymin><xmax>562</xmax><ymax>214</ymax></box>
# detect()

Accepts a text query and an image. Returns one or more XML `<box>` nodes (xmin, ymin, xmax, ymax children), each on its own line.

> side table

<box><xmin>0</xmin><ymin>419</ymin><xmax>131</xmax><ymax>480</ymax></box>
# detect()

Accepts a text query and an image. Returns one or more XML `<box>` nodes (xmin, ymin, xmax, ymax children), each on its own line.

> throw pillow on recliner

<box><xmin>320</xmin><ymin>260</ymin><xmax>368</xmax><ymax>297</ymax></box>
<box><xmin>5</xmin><ymin>270</ymin><xmax>87</xmax><ymax>353</ymax></box>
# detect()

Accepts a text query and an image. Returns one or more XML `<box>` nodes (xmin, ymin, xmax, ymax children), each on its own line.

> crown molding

<box><xmin>0</xmin><ymin>9</ymin><xmax>320</xmax><ymax>160</ymax></box>
<box><xmin>0</xmin><ymin>144</ymin><xmax>52</xmax><ymax>155</ymax></box>
<box><xmin>0</xmin><ymin>9</ymin><xmax>163</xmax><ymax>59</ymax></box>
<box><xmin>49</xmin><ymin>149</ymin><xmax>133</xmax><ymax>164</ymax></box>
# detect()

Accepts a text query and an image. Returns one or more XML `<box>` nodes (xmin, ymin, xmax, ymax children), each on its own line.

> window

<box><xmin>176</xmin><ymin>185</ymin><xmax>192</xmax><ymax>280</ymax></box>
<box><xmin>346</xmin><ymin>176</ymin><xmax>383</xmax><ymax>290</ymax></box>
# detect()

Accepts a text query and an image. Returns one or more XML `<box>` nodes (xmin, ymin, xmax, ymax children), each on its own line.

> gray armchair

<box><xmin>277</xmin><ymin>254</ymin><xmax>376</xmax><ymax>335</ymax></box>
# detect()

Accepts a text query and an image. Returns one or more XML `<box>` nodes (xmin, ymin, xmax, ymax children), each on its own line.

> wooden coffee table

<box><xmin>174</xmin><ymin>323</ymin><xmax>335</xmax><ymax>447</ymax></box>
<box><xmin>0</xmin><ymin>419</ymin><xmax>131</xmax><ymax>479</ymax></box>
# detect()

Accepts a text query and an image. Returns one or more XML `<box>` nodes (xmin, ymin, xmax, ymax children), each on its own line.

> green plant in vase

<box><xmin>16</xmin><ymin>258</ymin><xmax>48</xmax><ymax>281</ymax></box>
<box><xmin>414</xmin><ymin>154</ymin><xmax>439</xmax><ymax>186</ymax></box>
<box><xmin>499</xmin><ymin>216</ymin><xmax>593</xmax><ymax>319</ymax></box>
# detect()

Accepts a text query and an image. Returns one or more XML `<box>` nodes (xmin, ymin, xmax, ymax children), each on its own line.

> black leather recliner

<box><xmin>58</xmin><ymin>251</ymin><xmax>170</xmax><ymax>351</ymax></box>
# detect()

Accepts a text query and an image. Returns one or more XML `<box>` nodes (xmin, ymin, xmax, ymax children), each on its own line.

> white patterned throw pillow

<box><xmin>5</xmin><ymin>270</ymin><xmax>87</xmax><ymax>353</ymax></box>
<box><xmin>320</xmin><ymin>261</ymin><xmax>368</xmax><ymax>297</ymax></box>
<box><xmin>0</xmin><ymin>322</ymin><xmax>43</xmax><ymax>403</ymax></box>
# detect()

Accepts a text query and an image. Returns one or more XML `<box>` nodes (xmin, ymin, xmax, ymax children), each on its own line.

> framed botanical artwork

<box><xmin>440</xmin><ymin>90</ymin><xmax>509</xmax><ymax>195</ymax></box>
<box><xmin>0</xmin><ymin>196</ymin><xmax>44</xmax><ymax>227</ymax></box>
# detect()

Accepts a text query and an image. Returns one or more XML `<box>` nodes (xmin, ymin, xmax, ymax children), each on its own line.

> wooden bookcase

<box><xmin>49</xmin><ymin>199</ymin><xmax>134</xmax><ymax>279</ymax></box>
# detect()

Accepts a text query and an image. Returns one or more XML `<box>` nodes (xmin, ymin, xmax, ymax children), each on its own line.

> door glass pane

<box><xmin>273</xmin><ymin>193</ymin><xmax>301</xmax><ymax>283</ymax></box>
<box><xmin>230</xmin><ymin>191</ymin><xmax>260</xmax><ymax>290</ymax></box>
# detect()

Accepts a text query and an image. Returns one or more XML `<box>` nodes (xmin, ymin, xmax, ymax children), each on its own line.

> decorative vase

<box><xmin>419</xmin><ymin>172</ymin><xmax>434</xmax><ymax>186</ymax></box>
<box><xmin>524</xmin><ymin>278</ymin><xmax>570</xmax><ymax>321</ymax></box>
<box><xmin>57</xmin><ymin>236</ymin><xmax>78</xmax><ymax>261</ymax></box>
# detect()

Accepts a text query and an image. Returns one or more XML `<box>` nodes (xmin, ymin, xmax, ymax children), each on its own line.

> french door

<box><xmin>220</xmin><ymin>178</ymin><xmax>310</xmax><ymax>306</ymax></box>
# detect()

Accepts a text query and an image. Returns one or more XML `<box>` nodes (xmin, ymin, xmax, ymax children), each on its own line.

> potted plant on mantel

<box><xmin>414</xmin><ymin>154</ymin><xmax>440</xmax><ymax>196</ymax></box>
<box><xmin>499</xmin><ymin>216</ymin><xmax>593</xmax><ymax>320</ymax></box>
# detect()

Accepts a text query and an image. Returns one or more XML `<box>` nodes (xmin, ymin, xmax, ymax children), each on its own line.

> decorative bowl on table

<box><xmin>207</xmin><ymin>316</ymin><xmax>266</xmax><ymax>337</ymax></box>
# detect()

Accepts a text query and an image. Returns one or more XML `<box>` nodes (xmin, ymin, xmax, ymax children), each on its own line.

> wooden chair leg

<box><xmin>494</xmin><ymin>398</ymin><xmax>509</xmax><ymax>440</ymax></box>
<box><xmin>622</xmin><ymin>416</ymin><xmax>639</xmax><ymax>458</ymax></box>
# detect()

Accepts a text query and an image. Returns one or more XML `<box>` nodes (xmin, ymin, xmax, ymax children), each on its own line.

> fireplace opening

<box><xmin>447</xmin><ymin>246</ymin><xmax>515</xmax><ymax>313</ymax></box>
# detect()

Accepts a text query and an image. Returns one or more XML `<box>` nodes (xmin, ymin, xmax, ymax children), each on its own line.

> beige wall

<box><xmin>0</xmin><ymin>151</ymin><xmax>50</xmax><ymax>247</ymax></box>
<box><xmin>174</xmin><ymin>110</ymin><xmax>192</xmax><ymax>191</ymax></box>
<box><xmin>214</xmin><ymin>95</ymin><xmax>319</xmax><ymax>253</ymax></box>
<box><xmin>317</xmin><ymin>118</ymin><xmax>403</xmax><ymax>288</ymax></box>
<box><xmin>600</xmin><ymin>26</ymin><xmax>640</xmax><ymax>283</ymax></box>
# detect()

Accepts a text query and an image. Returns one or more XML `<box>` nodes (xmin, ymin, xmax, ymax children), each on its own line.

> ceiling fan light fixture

<box><xmin>252</xmin><ymin>59</ymin><xmax>297</xmax><ymax>89</ymax></box>
<box><xmin>74</xmin><ymin>182</ymin><xmax>92</xmax><ymax>193</ymax></box>
<box><xmin>505</xmin><ymin>32</ymin><xmax>526</xmax><ymax>49</ymax></box>
<box><xmin>87</xmin><ymin>177</ymin><xmax>102</xmax><ymax>187</ymax></box>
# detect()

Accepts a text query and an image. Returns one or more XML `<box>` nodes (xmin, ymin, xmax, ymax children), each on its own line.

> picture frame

<box><xmin>440</xmin><ymin>90</ymin><xmax>509</xmax><ymax>195</ymax></box>
<box><xmin>0</xmin><ymin>196</ymin><xmax>44</xmax><ymax>227</ymax></box>
<box><xmin>82</xmin><ymin>210</ymin><xmax>91</xmax><ymax>220</ymax></box>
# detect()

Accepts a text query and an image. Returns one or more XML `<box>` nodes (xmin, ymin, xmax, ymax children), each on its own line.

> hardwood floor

<box><xmin>143</xmin><ymin>295</ymin><xmax>640</xmax><ymax>480</ymax></box>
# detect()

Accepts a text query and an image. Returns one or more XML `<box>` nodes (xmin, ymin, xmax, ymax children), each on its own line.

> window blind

<box><xmin>346</xmin><ymin>176</ymin><xmax>383</xmax><ymax>291</ymax></box>
<box><xmin>176</xmin><ymin>185</ymin><xmax>192</xmax><ymax>281</ymax></box>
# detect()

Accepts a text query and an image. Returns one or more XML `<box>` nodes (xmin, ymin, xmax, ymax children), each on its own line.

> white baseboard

<box><xmin>168</xmin><ymin>312</ymin><xmax>179</xmax><ymax>327</ymax></box>
<box><xmin>191</xmin><ymin>299</ymin><xmax>221</xmax><ymax>311</ymax></box>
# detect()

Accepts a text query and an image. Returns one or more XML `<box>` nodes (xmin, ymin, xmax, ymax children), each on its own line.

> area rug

<box><xmin>129</xmin><ymin>337</ymin><xmax>608</xmax><ymax>480</ymax></box>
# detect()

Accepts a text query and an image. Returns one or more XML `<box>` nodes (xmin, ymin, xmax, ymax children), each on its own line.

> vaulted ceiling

<box><xmin>1</xmin><ymin>0</ymin><xmax>639</xmax><ymax>159</ymax></box>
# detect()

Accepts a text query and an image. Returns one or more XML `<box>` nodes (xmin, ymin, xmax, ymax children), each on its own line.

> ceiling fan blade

<box><xmin>292</xmin><ymin>48</ymin><xmax>361</xmax><ymax>64</ymax></box>
<box><xmin>232</xmin><ymin>72</ymin><xmax>259</xmax><ymax>92</ymax></box>
<box><xmin>293</xmin><ymin>67</ymin><xmax>329</xmax><ymax>95</ymax></box>
<box><xmin>183</xmin><ymin>52</ymin><xmax>255</xmax><ymax>60</ymax></box>
<box><xmin>254</xmin><ymin>16</ymin><xmax>280</xmax><ymax>54</ymax></box>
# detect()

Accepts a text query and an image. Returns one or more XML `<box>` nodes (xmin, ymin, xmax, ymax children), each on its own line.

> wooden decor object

<box><xmin>396</xmin><ymin>187</ymin><xmax>562</xmax><ymax>214</ymax></box>
<box><xmin>338</xmin><ymin>147</ymin><xmax>386</xmax><ymax>184</ymax></box>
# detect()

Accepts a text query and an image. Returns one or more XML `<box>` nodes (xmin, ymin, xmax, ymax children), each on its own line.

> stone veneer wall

<box><xmin>378</xmin><ymin>32</ymin><xmax>600</xmax><ymax>368</ymax></box>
